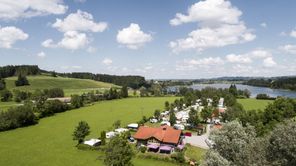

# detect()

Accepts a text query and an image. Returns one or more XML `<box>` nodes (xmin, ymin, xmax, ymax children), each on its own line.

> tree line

<box><xmin>0</xmin><ymin>65</ymin><xmax>40</xmax><ymax>78</ymax></box>
<box><xmin>0</xmin><ymin>87</ymin><xmax>129</xmax><ymax>132</ymax></box>
<box><xmin>245</xmin><ymin>77</ymin><xmax>296</xmax><ymax>91</ymax></box>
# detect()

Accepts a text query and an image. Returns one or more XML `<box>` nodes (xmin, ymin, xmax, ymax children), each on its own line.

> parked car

<box><xmin>205</xmin><ymin>138</ymin><xmax>215</xmax><ymax>148</ymax></box>
<box><xmin>150</xmin><ymin>118</ymin><xmax>158</xmax><ymax>123</ymax></box>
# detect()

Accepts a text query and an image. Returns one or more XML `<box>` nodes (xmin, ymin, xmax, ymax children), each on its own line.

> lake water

<box><xmin>171</xmin><ymin>84</ymin><xmax>296</xmax><ymax>98</ymax></box>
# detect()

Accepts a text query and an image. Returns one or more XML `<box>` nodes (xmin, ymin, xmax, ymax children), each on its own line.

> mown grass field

<box><xmin>237</xmin><ymin>98</ymin><xmax>273</xmax><ymax>111</ymax></box>
<box><xmin>0</xmin><ymin>97</ymin><xmax>182</xmax><ymax>166</ymax></box>
<box><xmin>5</xmin><ymin>75</ymin><xmax>118</xmax><ymax>96</ymax></box>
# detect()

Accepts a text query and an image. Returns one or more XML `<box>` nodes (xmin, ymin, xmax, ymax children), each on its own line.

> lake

<box><xmin>171</xmin><ymin>84</ymin><xmax>296</xmax><ymax>98</ymax></box>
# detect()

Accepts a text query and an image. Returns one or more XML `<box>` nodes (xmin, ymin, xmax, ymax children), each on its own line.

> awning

<box><xmin>159</xmin><ymin>145</ymin><xmax>172</xmax><ymax>151</ymax></box>
<box><xmin>147</xmin><ymin>144</ymin><xmax>159</xmax><ymax>149</ymax></box>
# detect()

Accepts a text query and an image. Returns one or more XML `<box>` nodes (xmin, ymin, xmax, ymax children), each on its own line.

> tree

<box><xmin>120</xmin><ymin>86</ymin><xmax>128</xmax><ymax>98</ymax></box>
<box><xmin>71</xmin><ymin>95</ymin><xmax>84</xmax><ymax>108</ymax></box>
<box><xmin>0</xmin><ymin>89</ymin><xmax>13</xmax><ymax>102</ymax></box>
<box><xmin>200</xmin><ymin>107</ymin><xmax>213</xmax><ymax>122</ymax></box>
<box><xmin>267</xmin><ymin>121</ymin><xmax>296</xmax><ymax>165</ymax></box>
<box><xmin>113</xmin><ymin>120</ymin><xmax>121</xmax><ymax>129</ymax></box>
<box><xmin>51</xmin><ymin>71</ymin><xmax>57</xmax><ymax>77</ymax></box>
<box><xmin>15</xmin><ymin>74</ymin><xmax>29</xmax><ymax>86</ymax></box>
<box><xmin>104</xmin><ymin>135</ymin><xmax>134</xmax><ymax>166</ymax></box>
<box><xmin>188</xmin><ymin>108</ymin><xmax>200</xmax><ymax>126</ymax></box>
<box><xmin>0</xmin><ymin>78</ymin><xmax>6</xmax><ymax>90</ymax></box>
<box><xmin>169</xmin><ymin>111</ymin><xmax>177</xmax><ymax>126</ymax></box>
<box><xmin>164</xmin><ymin>101</ymin><xmax>170</xmax><ymax>111</ymax></box>
<box><xmin>100</xmin><ymin>130</ymin><xmax>106</xmax><ymax>145</ymax></box>
<box><xmin>229</xmin><ymin>84</ymin><xmax>237</xmax><ymax>97</ymax></box>
<box><xmin>202</xmin><ymin>150</ymin><xmax>230</xmax><ymax>166</ymax></box>
<box><xmin>154</xmin><ymin>109</ymin><xmax>161</xmax><ymax>120</ymax></box>
<box><xmin>207</xmin><ymin>121</ymin><xmax>268</xmax><ymax>166</ymax></box>
<box><xmin>72</xmin><ymin>121</ymin><xmax>90</xmax><ymax>145</ymax></box>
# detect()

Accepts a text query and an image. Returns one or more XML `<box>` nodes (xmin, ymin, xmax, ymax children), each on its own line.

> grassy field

<box><xmin>237</xmin><ymin>98</ymin><xmax>273</xmax><ymax>111</ymax></box>
<box><xmin>0</xmin><ymin>97</ymin><xmax>182</xmax><ymax>166</ymax></box>
<box><xmin>5</xmin><ymin>75</ymin><xmax>118</xmax><ymax>96</ymax></box>
<box><xmin>185</xmin><ymin>144</ymin><xmax>206</xmax><ymax>162</ymax></box>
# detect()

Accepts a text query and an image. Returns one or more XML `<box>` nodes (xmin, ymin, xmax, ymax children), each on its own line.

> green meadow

<box><xmin>0</xmin><ymin>97</ymin><xmax>181</xmax><ymax>166</ymax></box>
<box><xmin>237</xmin><ymin>98</ymin><xmax>273</xmax><ymax>111</ymax></box>
<box><xmin>5</xmin><ymin>75</ymin><xmax>118</xmax><ymax>96</ymax></box>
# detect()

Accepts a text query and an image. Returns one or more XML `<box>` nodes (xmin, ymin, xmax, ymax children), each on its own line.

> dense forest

<box><xmin>244</xmin><ymin>77</ymin><xmax>296</xmax><ymax>91</ymax></box>
<box><xmin>0</xmin><ymin>65</ymin><xmax>40</xmax><ymax>78</ymax></box>
<box><xmin>0</xmin><ymin>65</ymin><xmax>147</xmax><ymax>88</ymax></box>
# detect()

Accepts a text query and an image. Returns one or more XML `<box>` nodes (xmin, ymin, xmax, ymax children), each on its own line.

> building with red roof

<box><xmin>133</xmin><ymin>125</ymin><xmax>182</xmax><ymax>146</ymax></box>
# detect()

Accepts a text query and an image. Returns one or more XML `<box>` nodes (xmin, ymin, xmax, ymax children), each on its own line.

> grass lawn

<box><xmin>0</xmin><ymin>97</ymin><xmax>180</xmax><ymax>166</ymax></box>
<box><xmin>185</xmin><ymin>144</ymin><xmax>207</xmax><ymax>162</ymax></box>
<box><xmin>5</xmin><ymin>75</ymin><xmax>118</xmax><ymax>96</ymax></box>
<box><xmin>237</xmin><ymin>98</ymin><xmax>273</xmax><ymax>111</ymax></box>
<box><xmin>0</xmin><ymin>101</ymin><xmax>22</xmax><ymax>111</ymax></box>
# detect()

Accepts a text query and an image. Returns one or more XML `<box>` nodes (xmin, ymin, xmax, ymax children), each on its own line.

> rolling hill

<box><xmin>4</xmin><ymin>75</ymin><xmax>119</xmax><ymax>96</ymax></box>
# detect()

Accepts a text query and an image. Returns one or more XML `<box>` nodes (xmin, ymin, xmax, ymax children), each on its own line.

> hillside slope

<box><xmin>5</xmin><ymin>75</ymin><xmax>119</xmax><ymax>96</ymax></box>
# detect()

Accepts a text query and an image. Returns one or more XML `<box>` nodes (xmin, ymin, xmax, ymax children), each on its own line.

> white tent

<box><xmin>106</xmin><ymin>131</ymin><xmax>116</xmax><ymax>138</ymax></box>
<box><xmin>115</xmin><ymin>128</ymin><xmax>128</xmax><ymax>133</ymax></box>
<box><xmin>127</xmin><ymin>123</ymin><xmax>138</xmax><ymax>129</ymax></box>
<box><xmin>84</xmin><ymin>139</ymin><xmax>101</xmax><ymax>146</ymax></box>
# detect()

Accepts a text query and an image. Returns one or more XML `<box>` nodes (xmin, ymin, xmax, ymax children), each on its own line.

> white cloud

<box><xmin>279</xmin><ymin>44</ymin><xmax>296</xmax><ymax>54</ymax></box>
<box><xmin>263</xmin><ymin>57</ymin><xmax>276</xmax><ymax>67</ymax></box>
<box><xmin>0</xmin><ymin>0</ymin><xmax>67</xmax><ymax>20</ymax></box>
<box><xmin>290</xmin><ymin>29</ymin><xmax>296</xmax><ymax>38</ymax></box>
<box><xmin>170</xmin><ymin>0</ymin><xmax>242</xmax><ymax>26</ymax></box>
<box><xmin>226</xmin><ymin>54</ymin><xmax>252</xmax><ymax>64</ymax></box>
<box><xmin>52</xmin><ymin>10</ymin><xmax>107</xmax><ymax>33</ymax></box>
<box><xmin>248</xmin><ymin>49</ymin><xmax>272</xmax><ymax>58</ymax></box>
<box><xmin>42</xmin><ymin>31</ymin><xmax>89</xmax><ymax>50</ymax></box>
<box><xmin>170</xmin><ymin>0</ymin><xmax>255</xmax><ymax>52</ymax></box>
<box><xmin>0</xmin><ymin>26</ymin><xmax>28</xmax><ymax>48</ymax></box>
<box><xmin>37</xmin><ymin>51</ymin><xmax>46</xmax><ymax>58</ymax></box>
<box><xmin>260</xmin><ymin>22</ymin><xmax>267</xmax><ymax>28</ymax></box>
<box><xmin>177</xmin><ymin>57</ymin><xmax>224</xmax><ymax>71</ymax></box>
<box><xmin>116</xmin><ymin>23</ymin><xmax>152</xmax><ymax>49</ymax></box>
<box><xmin>102</xmin><ymin>58</ymin><xmax>113</xmax><ymax>65</ymax></box>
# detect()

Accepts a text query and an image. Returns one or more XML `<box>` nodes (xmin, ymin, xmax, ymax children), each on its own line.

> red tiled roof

<box><xmin>133</xmin><ymin>125</ymin><xmax>181</xmax><ymax>144</ymax></box>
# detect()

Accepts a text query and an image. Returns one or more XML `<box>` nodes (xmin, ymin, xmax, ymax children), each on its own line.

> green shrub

<box><xmin>171</xmin><ymin>151</ymin><xmax>186</xmax><ymax>163</ymax></box>
<box><xmin>76</xmin><ymin>144</ymin><xmax>100</xmax><ymax>151</ymax></box>
<box><xmin>139</xmin><ymin>146</ymin><xmax>147</xmax><ymax>153</ymax></box>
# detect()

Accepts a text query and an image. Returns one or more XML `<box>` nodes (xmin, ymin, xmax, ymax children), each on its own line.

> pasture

<box><xmin>0</xmin><ymin>97</ymin><xmax>180</xmax><ymax>166</ymax></box>
<box><xmin>237</xmin><ymin>98</ymin><xmax>273</xmax><ymax>111</ymax></box>
<box><xmin>5</xmin><ymin>75</ymin><xmax>118</xmax><ymax>96</ymax></box>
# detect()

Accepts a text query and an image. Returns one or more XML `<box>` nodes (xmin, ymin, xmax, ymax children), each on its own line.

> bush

<box><xmin>39</xmin><ymin>100</ymin><xmax>70</xmax><ymax>117</ymax></box>
<box><xmin>0</xmin><ymin>105</ymin><xmax>37</xmax><ymax>131</ymax></box>
<box><xmin>15</xmin><ymin>74</ymin><xmax>29</xmax><ymax>86</ymax></box>
<box><xmin>13</xmin><ymin>90</ymin><xmax>31</xmax><ymax>102</ymax></box>
<box><xmin>44</xmin><ymin>88</ymin><xmax>64</xmax><ymax>98</ymax></box>
<box><xmin>139</xmin><ymin>146</ymin><xmax>147</xmax><ymax>153</ymax></box>
<box><xmin>76</xmin><ymin>143</ymin><xmax>101</xmax><ymax>151</ymax></box>
<box><xmin>1</xmin><ymin>89</ymin><xmax>13</xmax><ymax>102</ymax></box>
<box><xmin>171</xmin><ymin>151</ymin><xmax>186</xmax><ymax>163</ymax></box>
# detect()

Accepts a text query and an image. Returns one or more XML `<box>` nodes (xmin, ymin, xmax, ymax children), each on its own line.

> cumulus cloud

<box><xmin>170</xmin><ymin>0</ymin><xmax>255</xmax><ymax>52</ymax></box>
<box><xmin>263</xmin><ymin>57</ymin><xmax>276</xmax><ymax>67</ymax></box>
<box><xmin>226</xmin><ymin>54</ymin><xmax>252</xmax><ymax>64</ymax></box>
<box><xmin>279</xmin><ymin>44</ymin><xmax>296</xmax><ymax>54</ymax></box>
<box><xmin>0</xmin><ymin>26</ymin><xmax>28</xmax><ymax>48</ymax></box>
<box><xmin>0</xmin><ymin>0</ymin><xmax>67</xmax><ymax>20</ymax></box>
<box><xmin>116</xmin><ymin>23</ymin><xmax>152</xmax><ymax>49</ymax></box>
<box><xmin>177</xmin><ymin>57</ymin><xmax>224</xmax><ymax>71</ymax></box>
<box><xmin>102</xmin><ymin>58</ymin><xmax>113</xmax><ymax>65</ymax></box>
<box><xmin>52</xmin><ymin>10</ymin><xmax>108</xmax><ymax>33</ymax></box>
<box><xmin>290</xmin><ymin>29</ymin><xmax>296</xmax><ymax>38</ymax></box>
<box><xmin>37</xmin><ymin>51</ymin><xmax>46</xmax><ymax>58</ymax></box>
<box><xmin>43</xmin><ymin>10</ymin><xmax>107</xmax><ymax>51</ymax></box>
<box><xmin>42</xmin><ymin>31</ymin><xmax>89</xmax><ymax>50</ymax></box>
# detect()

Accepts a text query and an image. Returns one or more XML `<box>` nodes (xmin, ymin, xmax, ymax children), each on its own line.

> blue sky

<box><xmin>0</xmin><ymin>0</ymin><xmax>296</xmax><ymax>79</ymax></box>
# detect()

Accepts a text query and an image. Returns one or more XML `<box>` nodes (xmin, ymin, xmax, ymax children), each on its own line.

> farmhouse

<box><xmin>133</xmin><ymin>125</ymin><xmax>183</xmax><ymax>153</ymax></box>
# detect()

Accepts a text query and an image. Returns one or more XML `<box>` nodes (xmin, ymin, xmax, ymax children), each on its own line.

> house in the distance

<box><xmin>133</xmin><ymin>125</ymin><xmax>183</xmax><ymax>153</ymax></box>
